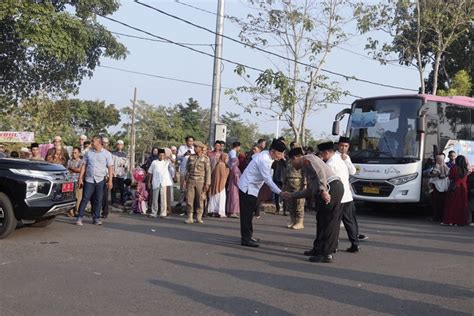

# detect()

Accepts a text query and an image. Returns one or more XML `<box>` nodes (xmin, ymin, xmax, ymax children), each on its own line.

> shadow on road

<box><xmin>163</xmin><ymin>259</ymin><xmax>471</xmax><ymax>316</ymax></box>
<box><xmin>148</xmin><ymin>279</ymin><xmax>293</xmax><ymax>315</ymax></box>
<box><xmin>218</xmin><ymin>252</ymin><xmax>474</xmax><ymax>299</ymax></box>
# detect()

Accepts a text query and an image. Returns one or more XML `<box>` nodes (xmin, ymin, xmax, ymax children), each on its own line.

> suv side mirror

<box><xmin>332</xmin><ymin>121</ymin><xmax>340</xmax><ymax>136</ymax></box>
<box><xmin>417</xmin><ymin>116</ymin><xmax>426</xmax><ymax>133</ymax></box>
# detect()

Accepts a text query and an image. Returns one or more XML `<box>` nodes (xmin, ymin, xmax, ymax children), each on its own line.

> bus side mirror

<box><xmin>417</xmin><ymin>116</ymin><xmax>426</xmax><ymax>133</ymax></box>
<box><xmin>332</xmin><ymin>121</ymin><xmax>340</xmax><ymax>136</ymax></box>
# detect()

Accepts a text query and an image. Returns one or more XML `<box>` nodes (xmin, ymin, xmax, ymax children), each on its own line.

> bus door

<box><xmin>421</xmin><ymin>116</ymin><xmax>439</xmax><ymax>202</ymax></box>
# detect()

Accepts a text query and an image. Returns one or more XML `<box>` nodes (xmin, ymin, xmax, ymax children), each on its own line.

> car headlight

<box><xmin>26</xmin><ymin>181</ymin><xmax>38</xmax><ymax>199</ymax></box>
<box><xmin>25</xmin><ymin>180</ymin><xmax>51</xmax><ymax>199</ymax></box>
<box><xmin>388</xmin><ymin>173</ymin><xmax>418</xmax><ymax>186</ymax></box>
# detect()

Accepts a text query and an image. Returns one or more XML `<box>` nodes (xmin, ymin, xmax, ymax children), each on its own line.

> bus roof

<box><xmin>357</xmin><ymin>94</ymin><xmax>474</xmax><ymax>107</ymax></box>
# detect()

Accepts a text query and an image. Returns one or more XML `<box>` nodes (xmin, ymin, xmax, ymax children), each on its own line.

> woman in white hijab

<box><xmin>429</xmin><ymin>154</ymin><xmax>450</xmax><ymax>221</ymax></box>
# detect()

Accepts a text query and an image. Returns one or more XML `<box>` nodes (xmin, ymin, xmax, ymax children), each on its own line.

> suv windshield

<box><xmin>348</xmin><ymin>98</ymin><xmax>422</xmax><ymax>164</ymax></box>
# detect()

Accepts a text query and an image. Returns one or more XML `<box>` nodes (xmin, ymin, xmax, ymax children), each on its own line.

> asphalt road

<box><xmin>1</xmin><ymin>209</ymin><xmax>473</xmax><ymax>316</ymax></box>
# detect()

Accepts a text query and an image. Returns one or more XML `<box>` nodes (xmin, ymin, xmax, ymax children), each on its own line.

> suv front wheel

<box><xmin>0</xmin><ymin>192</ymin><xmax>18</xmax><ymax>239</ymax></box>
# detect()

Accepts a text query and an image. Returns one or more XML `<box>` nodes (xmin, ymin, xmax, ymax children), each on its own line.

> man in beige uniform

<box><xmin>184</xmin><ymin>141</ymin><xmax>211</xmax><ymax>224</ymax></box>
<box><xmin>283</xmin><ymin>146</ymin><xmax>306</xmax><ymax>229</ymax></box>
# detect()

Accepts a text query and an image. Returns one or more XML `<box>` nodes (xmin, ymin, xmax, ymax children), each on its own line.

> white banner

<box><xmin>0</xmin><ymin>132</ymin><xmax>35</xmax><ymax>143</ymax></box>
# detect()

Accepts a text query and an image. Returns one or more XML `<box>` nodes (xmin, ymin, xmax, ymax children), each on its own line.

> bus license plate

<box><xmin>62</xmin><ymin>182</ymin><xmax>74</xmax><ymax>193</ymax></box>
<box><xmin>363</xmin><ymin>186</ymin><xmax>380</xmax><ymax>194</ymax></box>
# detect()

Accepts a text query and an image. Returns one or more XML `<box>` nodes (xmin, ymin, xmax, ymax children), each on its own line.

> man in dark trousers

<box><xmin>282</xmin><ymin>147</ymin><xmax>344</xmax><ymax>263</ymax></box>
<box><xmin>238</xmin><ymin>139</ymin><xmax>286</xmax><ymax>247</ymax></box>
<box><xmin>319</xmin><ymin>141</ymin><xmax>359</xmax><ymax>253</ymax></box>
<box><xmin>337</xmin><ymin>136</ymin><xmax>368</xmax><ymax>241</ymax></box>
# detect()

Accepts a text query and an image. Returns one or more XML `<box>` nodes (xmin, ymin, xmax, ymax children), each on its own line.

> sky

<box><xmin>77</xmin><ymin>0</ymin><xmax>422</xmax><ymax>141</ymax></box>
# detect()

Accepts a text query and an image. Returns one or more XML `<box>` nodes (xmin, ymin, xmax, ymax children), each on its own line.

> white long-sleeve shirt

<box><xmin>177</xmin><ymin>145</ymin><xmax>194</xmax><ymax>174</ymax></box>
<box><xmin>238</xmin><ymin>150</ymin><xmax>282</xmax><ymax>197</ymax></box>
<box><xmin>337</xmin><ymin>151</ymin><xmax>356</xmax><ymax>175</ymax></box>
<box><xmin>148</xmin><ymin>159</ymin><xmax>173</xmax><ymax>189</ymax></box>
<box><xmin>326</xmin><ymin>154</ymin><xmax>352</xmax><ymax>203</ymax></box>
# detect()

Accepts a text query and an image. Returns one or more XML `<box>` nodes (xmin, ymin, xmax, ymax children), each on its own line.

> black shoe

<box><xmin>304</xmin><ymin>249</ymin><xmax>318</xmax><ymax>256</ymax></box>
<box><xmin>333</xmin><ymin>248</ymin><xmax>338</xmax><ymax>254</ymax></box>
<box><xmin>101</xmin><ymin>214</ymin><xmax>108</xmax><ymax>219</ymax></box>
<box><xmin>250</xmin><ymin>237</ymin><xmax>260</xmax><ymax>243</ymax></box>
<box><xmin>358</xmin><ymin>234</ymin><xmax>368</xmax><ymax>241</ymax></box>
<box><xmin>309</xmin><ymin>255</ymin><xmax>333</xmax><ymax>263</ymax></box>
<box><xmin>241</xmin><ymin>240</ymin><xmax>260</xmax><ymax>248</ymax></box>
<box><xmin>346</xmin><ymin>245</ymin><xmax>360</xmax><ymax>253</ymax></box>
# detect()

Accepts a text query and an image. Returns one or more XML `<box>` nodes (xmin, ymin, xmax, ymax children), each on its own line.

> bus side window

<box><xmin>424</xmin><ymin>117</ymin><xmax>439</xmax><ymax>160</ymax></box>
<box><xmin>456</xmin><ymin>107</ymin><xmax>471</xmax><ymax>140</ymax></box>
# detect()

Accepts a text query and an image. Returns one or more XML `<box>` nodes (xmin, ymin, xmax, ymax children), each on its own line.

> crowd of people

<box><xmin>1</xmin><ymin>132</ymin><xmax>473</xmax><ymax>263</ymax></box>
<box><xmin>428</xmin><ymin>150</ymin><xmax>473</xmax><ymax>226</ymax></box>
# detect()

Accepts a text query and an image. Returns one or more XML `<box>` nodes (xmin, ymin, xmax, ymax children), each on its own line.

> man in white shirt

<box><xmin>177</xmin><ymin>136</ymin><xmax>195</xmax><ymax>205</ymax></box>
<box><xmin>238</xmin><ymin>139</ymin><xmax>286</xmax><ymax>247</ymax></box>
<box><xmin>148</xmin><ymin>149</ymin><xmax>173</xmax><ymax>218</ymax></box>
<box><xmin>337</xmin><ymin>136</ymin><xmax>368</xmax><ymax>242</ymax></box>
<box><xmin>320</xmin><ymin>141</ymin><xmax>359</xmax><ymax>253</ymax></box>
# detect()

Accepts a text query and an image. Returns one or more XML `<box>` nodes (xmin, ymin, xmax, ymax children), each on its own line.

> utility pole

<box><xmin>208</xmin><ymin>0</ymin><xmax>225</xmax><ymax>146</ymax></box>
<box><xmin>130</xmin><ymin>87</ymin><xmax>137</xmax><ymax>175</ymax></box>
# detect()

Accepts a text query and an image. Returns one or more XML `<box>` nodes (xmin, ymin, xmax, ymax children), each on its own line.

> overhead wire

<box><xmin>99</xmin><ymin>65</ymin><xmax>352</xmax><ymax>115</ymax></box>
<box><xmin>111</xmin><ymin>31</ymin><xmax>213</xmax><ymax>47</ymax></box>
<box><xmin>99</xmin><ymin>65</ymin><xmax>231</xmax><ymax>88</ymax></box>
<box><xmin>156</xmin><ymin>0</ymin><xmax>418</xmax><ymax>92</ymax></box>
<box><xmin>100</xmin><ymin>14</ymin><xmax>363</xmax><ymax>98</ymax></box>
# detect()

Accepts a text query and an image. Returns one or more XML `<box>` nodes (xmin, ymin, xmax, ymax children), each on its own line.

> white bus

<box><xmin>332</xmin><ymin>94</ymin><xmax>474</xmax><ymax>204</ymax></box>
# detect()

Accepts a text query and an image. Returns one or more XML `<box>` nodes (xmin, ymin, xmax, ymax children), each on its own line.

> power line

<box><xmin>166</xmin><ymin>0</ymin><xmax>418</xmax><ymax>91</ymax></box>
<box><xmin>111</xmin><ymin>31</ymin><xmax>213</xmax><ymax>47</ymax></box>
<box><xmin>99</xmin><ymin>14</ymin><xmax>363</xmax><ymax>98</ymax></box>
<box><xmin>175</xmin><ymin>0</ymin><xmax>416</xmax><ymax>72</ymax></box>
<box><xmin>99</xmin><ymin>65</ymin><xmax>232</xmax><ymax>89</ymax></box>
<box><xmin>175</xmin><ymin>0</ymin><xmax>230</xmax><ymax>18</ymax></box>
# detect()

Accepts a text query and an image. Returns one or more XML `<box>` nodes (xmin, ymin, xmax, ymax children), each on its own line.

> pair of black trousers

<box><xmin>338</xmin><ymin>201</ymin><xmax>359</xmax><ymax>247</ymax></box>
<box><xmin>312</xmin><ymin>180</ymin><xmax>344</xmax><ymax>256</ymax></box>
<box><xmin>239</xmin><ymin>190</ymin><xmax>258</xmax><ymax>243</ymax></box>
<box><xmin>111</xmin><ymin>177</ymin><xmax>125</xmax><ymax>205</ymax></box>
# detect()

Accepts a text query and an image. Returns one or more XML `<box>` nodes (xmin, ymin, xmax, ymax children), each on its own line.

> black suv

<box><xmin>0</xmin><ymin>158</ymin><xmax>76</xmax><ymax>238</ymax></box>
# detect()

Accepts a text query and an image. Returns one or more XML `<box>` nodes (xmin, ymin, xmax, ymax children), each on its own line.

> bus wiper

<box><xmin>378</xmin><ymin>151</ymin><xmax>395</xmax><ymax>158</ymax></box>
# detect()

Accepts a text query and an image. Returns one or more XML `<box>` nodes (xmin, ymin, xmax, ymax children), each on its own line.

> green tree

<box><xmin>0</xmin><ymin>0</ymin><xmax>127</xmax><ymax>102</ymax></box>
<box><xmin>438</xmin><ymin>70</ymin><xmax>473</xmax><ymax>96</ymax></box>
<box><xmin>426</xmin><ymin>31</ymin><xmax>474</xmax><ymax>95</ymax></box>
<box><xmin>0</xmin><ymin>97</ymin><xmax>120</xmax><ymax>145</ymax></box>
<box><xmin>66</xmin><ymin>99</ymin><xmax>121</xmax><ymax>136</ymax></box>
<box><xmin>354</xmin><ymin>0</ymin><xmax>473</xmax><ymax>95</ymax></box>
<box><xmin>176</xmin><ymin>98</ymin><xmax>210</xmax><ymax>142</ymax></box>
<box><xmin>220</xmin><ymin>112</ymin><xmax>259</xmax><ymax>151</ymax></box>
<box><xmin>226</xmin><ymin>0</ymin><xmax>348</xmax><ymax>145</ymax></box>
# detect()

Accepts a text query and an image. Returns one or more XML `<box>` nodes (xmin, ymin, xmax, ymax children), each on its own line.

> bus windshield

<box><xmin>348</xmin><ymin>98</ymin><xmax>422</xmax><ymax>164</ymax></box>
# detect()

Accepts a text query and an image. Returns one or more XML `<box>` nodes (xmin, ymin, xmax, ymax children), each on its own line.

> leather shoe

<box><xmin>241</xmin><ymin>240</ymin><xmax>260</xmax><ymax>248</ymax></box>
<box><xmin>309</xmin><ymin>255</ymin><xmax>333</xmax><ymax>263</ymax></box>
<box><xmin>304</xmin><ymin>249</ymin><xmax>318</xmax><ymax>256</ymax></box>
<box><xmin>346</xmin><ymin>245</ymin><xmax>360</xmax><ymax>253</ymax></box>
<box><xmin>250</xmin><ymin>237</ymin><xmax>260</xmax><ymax>243</ymax></box>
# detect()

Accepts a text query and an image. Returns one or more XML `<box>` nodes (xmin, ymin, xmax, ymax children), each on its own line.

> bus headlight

<box><xmin>388</xmin><ymin>173</ymin><xmax>418</xmax><ymax>186</ymax></box>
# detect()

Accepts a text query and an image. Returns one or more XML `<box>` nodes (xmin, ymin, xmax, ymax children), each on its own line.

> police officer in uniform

<box><xmin>283</xmin><ymin>146</ymin><xmax>306</xmax><ymax>229</ymax></box>
<box><xmin>282</xmin><ymin>146</ymin><xmax>344</xmax><ymax>263</ymax></box>
<box><xmin>184</xmin><ymin>141</ymin><xmax>211</xmax><ymax>224</ymax></box>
